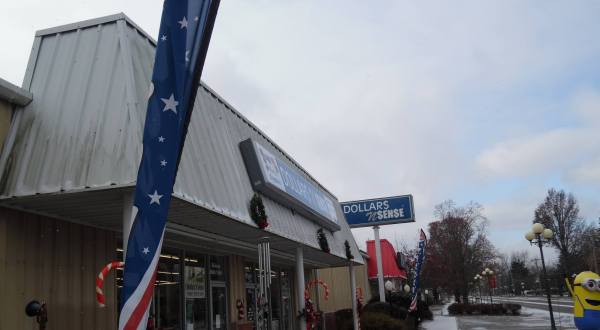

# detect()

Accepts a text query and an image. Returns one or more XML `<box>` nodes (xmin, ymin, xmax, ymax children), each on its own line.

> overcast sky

<box><xmin>2</xmin><ymin>1</ymin><xmax>600</xmax><ymax>261</ymax></box>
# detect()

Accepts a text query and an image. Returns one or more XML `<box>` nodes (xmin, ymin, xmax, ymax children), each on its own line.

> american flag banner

<box><xmin>119</xmin><ymin>1</ymin><xmax>219</xmax><ymax>329</ymax></box>
<box><xmin>409</xmin><ymin>229</ymin><xmax>427</xmax><ymax>312</ymax></box>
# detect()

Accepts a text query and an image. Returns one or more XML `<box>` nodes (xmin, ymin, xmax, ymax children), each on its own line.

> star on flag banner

<box><xmin>119</xmin><ymin>1</ymin><xmax>220</xmax><ymax>329</ymax></box>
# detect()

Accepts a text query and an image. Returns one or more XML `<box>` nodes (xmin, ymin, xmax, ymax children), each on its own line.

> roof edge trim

<box><xmin>35</xmin><ymin>12</ymin><xmax>157</xmax><ymax>45</ymax></box>
<box><xmin>0</xmin><ymin>78</ymin><xmax>32</xmax><ymax>106</ymax></box>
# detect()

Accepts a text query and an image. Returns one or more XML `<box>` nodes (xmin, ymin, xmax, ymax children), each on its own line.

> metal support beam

<box><xmin>122</xmin><ymin>191</ymin><xmax>134</xmax><ymax>258</ymax></box>
<box><xmin>349</xmin><ymin>262</ymin><xmax>359</xmax><ymax>330</ymax></box>
<box><xmin>374</xmin><ymin>225</ymin><xmax>385</xmax><ymax>302</ymax></box>
<box><xmin>296</xmin><ymin>246</ymin><xmax>306</xmax><ymax>330</ymax></box>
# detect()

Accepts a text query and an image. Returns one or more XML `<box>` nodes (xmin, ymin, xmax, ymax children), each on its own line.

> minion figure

<box><xmin>566</xmin><ymin>271</ymin><xmax>600</xmax><ymax>330</ymax></box>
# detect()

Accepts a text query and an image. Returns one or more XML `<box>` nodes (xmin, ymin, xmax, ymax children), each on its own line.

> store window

<box><xmin>185</xmin><ymin>253</ymin><xmax>208</xmax><ymax>330</ymax></box>
<box><xmin>210</xmin><ymin>256</ymin><xmax>226</xmax><ymax>282</ymax></box>
<box><xmin>244</xmin><ymin>265</ymin><xmax>257</xmax><ymax>323</ymax></box>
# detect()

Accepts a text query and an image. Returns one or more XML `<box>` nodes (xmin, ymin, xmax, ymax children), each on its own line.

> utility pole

<box><xmin>532</xmin><ymin>258</ymin><xmax>541</xmax><ymax>295</ymax></box>
<box><xmin>591</xmin><ymin>224</ymin><xmax>599</xmax><ymax>274</ymax></box>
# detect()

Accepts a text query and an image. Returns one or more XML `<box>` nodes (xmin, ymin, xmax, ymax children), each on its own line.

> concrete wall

<box><xmin>228</xmin><ymin>254</ymin><xmax>246</xmax><ymax>327</ymax></box>
<box><xmin>0</xmin><ymin>207</ymin><xmax>118</xmax><ymax>329</ymax></box>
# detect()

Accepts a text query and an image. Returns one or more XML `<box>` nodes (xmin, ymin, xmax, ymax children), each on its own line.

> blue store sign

<box><xmin>240</xmin><ymin>139</ymin><xmax>340</xmax><ymax>231</ymax></box>
<box><xmin>341</xmin><ymin>195</ymin><xmax>414</xmax><ymax>228</ymax></box>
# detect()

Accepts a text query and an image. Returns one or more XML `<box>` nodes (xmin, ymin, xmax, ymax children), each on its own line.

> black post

<box><xmin>538</xmin><ymin>238</ymin><xmax>556</xmax><ymax>330</ymax></box>
<box><xmin>387</xmin><ymin>290</ymin><xmax>392</xmax><ymax>316</ymax></box>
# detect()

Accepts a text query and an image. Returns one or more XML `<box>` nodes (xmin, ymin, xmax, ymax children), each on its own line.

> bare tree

<box><xmin>496</xmin><ymin>253</ymin><xmax>512</xmax><ymax>295</ymax></box>
<box><xmin>423</xmin><ymin>200</ymin><xmax>496</xmax><ymax>303</ymax></box>
<box><xmin>533</xmin><ymin>188</ymin><xmax>589</xmax><ymax>274</ymax></box>
<box><xmin>580</xmin><ymin>219</ymin><xmax>600</xmax><ymax>273</ymax></box>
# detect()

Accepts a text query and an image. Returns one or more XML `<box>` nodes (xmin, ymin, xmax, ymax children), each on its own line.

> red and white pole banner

<box><xmin>96</xmin><ymin>261</ymin><xmax>124</xmax><ymax>307</ymax></box>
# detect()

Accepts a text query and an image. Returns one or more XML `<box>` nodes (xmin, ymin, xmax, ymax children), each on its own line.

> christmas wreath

<box><xmin>249</xmin><ymin>193</ymin><xmax>269</xmax><ymax>229</ymax></box>
<box><xmin>345</xmin><ymin>240</ymin><xmax>354</xmax><ymax>260</ymax></box>
<box><xmin>317</xmin><ymin>228</ymin><xmax>330</xmax><ymax>253</ymax></box>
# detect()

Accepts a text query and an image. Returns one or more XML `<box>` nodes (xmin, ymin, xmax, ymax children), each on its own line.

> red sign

<box><xmin>488</xmin><ymin>276</ymin><xmax>497</xmax><ymax>289</ymax></box>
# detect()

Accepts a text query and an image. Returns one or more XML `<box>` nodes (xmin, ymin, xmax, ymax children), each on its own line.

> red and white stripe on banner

<box><xmin>409</xmin><ymin>297</ymin><xmax>417</xmax><ymax>311</ymax></box>
<box><xmin>96</xmin><ymin>261</ymin><xmax>125</xmax><ymax>307</ymax></box>
<box><xmin>119</xmin><ymin>234</ymin><xmax>164</xmax><ymax>330</ymax></box>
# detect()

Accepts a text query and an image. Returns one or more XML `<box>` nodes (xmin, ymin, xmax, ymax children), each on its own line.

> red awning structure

<box><xmin>366</xmin><ymin>239</ymin><xmax>407</xmax><ymax>279</ymax></box>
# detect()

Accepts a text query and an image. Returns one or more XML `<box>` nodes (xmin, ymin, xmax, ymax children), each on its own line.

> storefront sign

<box><xmin>240</xmin><ymin>139</ymin><xmax>340</xmax><ymax>231</ymax></box>
<box><xmin>185</xmin><ymin>267</ymin><xmax>206</xmax><ymax>299</ymax></box>
<box><xmin>341</xmin><ymin>195</ymin><xmax>414</xmax><ymax>228</ymax></box>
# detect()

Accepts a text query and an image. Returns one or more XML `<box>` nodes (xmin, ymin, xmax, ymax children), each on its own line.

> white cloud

<box><xmin>569</xmin><ymin>156</ymin><xmax>600</xmax><ymax>186</ymax></box>
<box><xmin>476</xmin><ymin>87</ymin><xmax>600</xmax><ymax>180</ymax></box>
<box><xmin>572</xmin><ymin>88</ymin><xmax>600</xmax><ymax>125</ymax></box>
<box><xmin>476</xmin><ymin>127</ymin><xmax>599</xmax><ymax>178</ymax></box>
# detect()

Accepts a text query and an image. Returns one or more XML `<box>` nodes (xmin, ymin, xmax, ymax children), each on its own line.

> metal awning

<box><xmin>0</xmin><ymin>185</ymin><xmax>358</xmax><ymax>268</ymax></box>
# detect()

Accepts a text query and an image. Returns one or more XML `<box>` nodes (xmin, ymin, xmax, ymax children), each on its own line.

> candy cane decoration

<box><xmin>96</xmin><ymin>261</ymin><xmax>124</xmax><ymax>307</ymax></box>
<box><xmin>304</xmin><ymin>279</ymin><xmax>330</xmax><ymax>301</ymax></box>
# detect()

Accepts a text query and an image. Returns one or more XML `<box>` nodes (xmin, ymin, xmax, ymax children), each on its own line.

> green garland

<box><xmin>317</xmin><ymin>228</ymin><xmax>330</xmax><ymax>253</ymax></box>
<box><xmin>249</xmin><ymin>193</ymin><xmax>269</xmax><ymax>229</ymax></box>
<box><xmin>345</xmin><ymin>240</ymin><xmax>354</xmax><ymax>260</ymax></box>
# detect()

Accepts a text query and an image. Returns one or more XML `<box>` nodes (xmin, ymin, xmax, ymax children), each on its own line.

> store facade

<box><xmin>0</xmin><ymin>13</ymin><xmax>363</xmax><ymax>330</ymax></box>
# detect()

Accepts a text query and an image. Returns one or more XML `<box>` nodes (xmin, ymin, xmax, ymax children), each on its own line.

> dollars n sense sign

<box><xmin>341</xmin><ymin>195</ymin><xmax>414</xmax><ymax>228</ymax></box>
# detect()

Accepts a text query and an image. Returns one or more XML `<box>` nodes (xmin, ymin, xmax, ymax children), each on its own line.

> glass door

<box><xmin>280</xmin><ymin>271</ymin><xmax>292</xmax><ymax>330</ymax></box>
<box><xmin>270</xmin><ymin>271</ymin><xmax>281</xmax><ymax>330</ymax></box>
<box><xmin>210</xmin><ymin>283</ymin><xmax>228</xmax><ymax>330</ymax></box>
<box><xmin>185</xmin><ymin>254</ymin><xmax>208</xmax><ymax>330</ymax></box>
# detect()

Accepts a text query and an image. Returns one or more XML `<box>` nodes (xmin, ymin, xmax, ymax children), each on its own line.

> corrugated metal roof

<box><xmin>0</xmin><ymin>13</ymin><xmax>362</xmax><ymax>265</ymax></box>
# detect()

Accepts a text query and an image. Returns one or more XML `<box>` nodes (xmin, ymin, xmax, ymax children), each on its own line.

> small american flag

<box><xmin>409</xmin><ymin>229</ymin><xmax>427</xmax><ymax>312</ymax></box>
<box><xmin>119</xmin><ymin>1</ymin><xmax>219</xmax><ymax>329</ymax></box>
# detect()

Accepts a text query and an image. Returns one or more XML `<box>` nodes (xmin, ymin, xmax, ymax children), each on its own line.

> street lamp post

<box><xmin>474</xmin><ymin>274</ymin><xmax>483</xmax><ymax>304</ymax></box>
<box><xmin>481</xmin><ymin>268</ymin><xmax>495</xmax><ymax>304</ymax></box>
<box><xmin>525</xmin><ymin>223</ymin><xmax>556</xmax><ymax>330</ymax></box>
<box><xmin>385</xmin><ymin>280</ymin><xmax>395</xmax><ymax>315</ymax></box>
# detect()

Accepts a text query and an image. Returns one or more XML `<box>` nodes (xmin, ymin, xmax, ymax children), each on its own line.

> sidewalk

<box><xmin>420</xmin><ymin>304</ymin><xmax>458</xmax><ymax>330</ymax></box>
<box><xmin>455</xmin><ymin>307</ymin><xmax>575</xmax><ymax>329</ymax></box>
